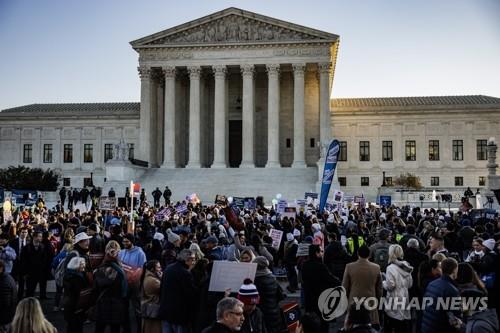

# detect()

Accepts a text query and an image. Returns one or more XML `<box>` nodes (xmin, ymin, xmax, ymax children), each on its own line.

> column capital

<box><xmin>213</xmin><ymin>65</ymin><xmax>227</xmax><ymax>78</ymax></box>
<box><xmin>318</xmin><ymin>62</ymin><xmax>332</xmax><ymax>74</ymax></box>
<box><xmin>292</xmin><ymin>63</ymin><xmax>306</xmax><ymax>74</ymax></box>
<box><xmin>241</xmin><ymin>64</ymin><xmax>255</xmax><ymax>77</ymax></box>
<box><xmin>187</xmin><ymin>66</ymin><xmax>201</xmax><ymax>79</ymax></box>
<box><xmin>266</xmin><ymin>64</ymin><xmax>280</xmax><ymax>76</ymax></box>
<box><xmin>162</xmin><ymin>66</ymin><xmax>176</xmax><ymax>79</ymax></box>
<box><xmin>137</xmin><ymin>66</ymin><xmax>152</xmax><ymax>80</ymax></box>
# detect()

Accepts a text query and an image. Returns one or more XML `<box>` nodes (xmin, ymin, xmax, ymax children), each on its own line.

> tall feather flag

<box><xmin>319</xmin><ymin>139</ymin><xmax>340</xmax><ymax>214</ymax></box>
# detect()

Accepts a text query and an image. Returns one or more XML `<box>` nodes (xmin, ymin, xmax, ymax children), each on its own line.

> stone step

<box><xmin>104</xmin><ymin>167</ymin><xmax>319</xmax><ymax>204</ymax></box>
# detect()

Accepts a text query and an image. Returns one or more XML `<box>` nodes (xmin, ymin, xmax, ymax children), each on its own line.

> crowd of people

<box><xmin>0</xmin><ymin>186</ymin><xmax>499</xmax><ymax>333</ymax></box>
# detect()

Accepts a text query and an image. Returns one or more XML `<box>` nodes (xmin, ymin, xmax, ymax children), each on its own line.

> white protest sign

<box><xmin>99</xmin><ymin>196</ymin><xmax>117</xmax><ymax>210</ymax></box>
<box><xmin>268</xmin><ymin>229</ymin><xmax>284</xmax><ymax>250</ymax></box>
<box><xmin>281</xmin><ymin>207</ymin><xmax>297</xmax><ymax>220</ymax></box>
<box><xmin>333</xmin><ymin>190</ymin><xmax>344</xmax><ymax>203</ymax></box>
<box><xmin>209</xmin><ymin>261</ymin><xmax>257</xmax><ymax>292</ymax></box>
<box><xmin>277</xmin><ymin>200</ymin><xmax>288</xmax><ymax>214</ymax></box>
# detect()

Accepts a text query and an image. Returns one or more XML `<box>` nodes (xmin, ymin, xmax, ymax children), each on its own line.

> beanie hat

<box><xmin>237</xmin><ymin>278</ymin><xmax>260</xmax><ymax>305</ymax></box>
<box><xmin>206</xmin><ymin>235</ymin><xmax>219</xmax><ymax>245</ymax></box>
<box><xmin>153</xmin><ymin>232</ymin><xmax>165</xmax><ymax>242</ymax></box>
<box><xmin>483</xmin><ymin>238</ymin><xmax>495</xmax><ymax>251</ymax></box>
<box><xmin>166</xmin><ymin>229</ymin><xmax>180</xmax><ymax>243</ymax></box>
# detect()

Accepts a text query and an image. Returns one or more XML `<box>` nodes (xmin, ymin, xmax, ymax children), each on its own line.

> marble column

<box><xmin>266</xmin><ymin>64</ymin><xmax>281</xmax><ymax>168</ymax></box>
<box><xmin>318</xmin><ymin>62</ymin><xmax>332</xmax><ymax>147</ymax></box>
<box><xmin>240</xmin><ymin>64</ymin><xmax>255</xmax><ymax>168</ymax></box>
<box><xmin>292</xmin><ymin>63</ymin><xmax>306</xmax><ymax>168</ymax></box>
<box><xmin>212</xmin><ymin>65</ymin><xmax>227</xmax><ymax>168</ymax></box>
<box><xmin>187</xmin><ymin>66</ymin><xmax>201</xmax><ymax>168</ymax></box>
<box><xmin>138</xmin><ymin>66</ymin><xmax>152</xmax><ymax>165</ymax></box>
<box><xmin>162</xmin><ymin>66</ymin><xmax>176</xmax><ymax>168</ymax></box>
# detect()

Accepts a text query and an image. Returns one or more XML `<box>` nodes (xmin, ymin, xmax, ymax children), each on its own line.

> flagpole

<box><xmin>130</xmin><ymin>180</ymin><xmax>134</xmax><ymax>234</ymax></box>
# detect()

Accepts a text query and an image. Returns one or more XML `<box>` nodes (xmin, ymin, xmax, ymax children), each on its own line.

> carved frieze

<box><xmin>147</xmin><ymin>14</ymin><xmax>323</xmax><ymax>45</ymax></box>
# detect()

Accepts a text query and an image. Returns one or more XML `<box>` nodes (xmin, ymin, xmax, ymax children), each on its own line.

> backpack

<box><xmin>374</xmin><ymin>246</ymin><xmax>390</xmax><ymax>272</ymax></box>
<box><xmin>54</xmin><ymin>250</ymin><xmax>79</xmax><ymax>287</ymax></box>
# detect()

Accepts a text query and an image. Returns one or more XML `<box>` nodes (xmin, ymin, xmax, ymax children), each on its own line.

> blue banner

<box><xmin>0</xmin><ymin>187</ymin><xmax>4</xmax><ymax>204</ymax></box>
<box><xmin>319</xmin><ymin>140</ymin><xmax>340</xmax><ymax>214</ymax></box>
<box><xmin>379</xmin><ymin>195</ymin><xmax>392</xmax><ymax>207</ymax></box>
<box><xmin>11</xmin><ymin>189</ymin><xmax>38</xmax><ymax>206</ymax></box>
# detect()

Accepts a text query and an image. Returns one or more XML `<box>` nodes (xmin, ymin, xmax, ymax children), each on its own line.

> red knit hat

<box><xmin>237</xmin><ymin>278</ymin><xmax>260</xmax><ymax>305</ymax></box>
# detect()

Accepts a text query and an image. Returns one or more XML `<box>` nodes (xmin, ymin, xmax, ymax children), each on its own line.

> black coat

<box><xmin>254</xmin><ymin>271</ymin><xmax>286</xmax><ymax>333</ymax></box>
<box><xmin>159</xmin><ymin>260</ymin><xmax>196</xmax><ymax>325</ymax></box>
<box><xmin>201</xmin><ymin>322</ymin><xmax>234</xmax><ymax>333</ymax></box>
<box><xmin>0</xmin><ymin>272</ymin><xmax>16</xmax><ymax>325</ymax></box>
<box><xmin>63</xmin><ymin>270</ymin><xmax>89</xmax><ymax>322</ymax></box>
<box><xmin>404</xmin><ymin>247</ymin><xmax>428</xmax><ymax>298</ymax></box>
<box><xmin>324</xmin><ymin>241</ymin><xmax>350</xmax><ymax>280</ymax></box>
<box><xmin>93</xmin><ymin>261</ymin><xmax>127</xmax><ymax>324</ymax></box>
<box><xmin>301</xmin><ymin>257</ymin><xmax>340</xmax><ymax>314</ymax></box>
<box><xmin>240</xmin><ymin>307</ymin><xmax>267</xmax><ymax>333</ymax></box>
<box><xmin>21</xmin><ymin>242</ymin><xmax>49</xmax><ymax>278</ymax></box>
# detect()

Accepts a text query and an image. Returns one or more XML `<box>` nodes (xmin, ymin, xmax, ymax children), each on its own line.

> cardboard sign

<box><xmin>209</xmin><ymin>261</ymin><xmax>257</xmax><ymax>292</ymax></box>
<box><xmin>268</xmin><ymin>229</ymin><xmax>284</xmax><ymax>250</ymax></box>
<box><xmin>99</xmin><ymin>196</ymin><xmax>117</xmax><ymax>210</ymax></box>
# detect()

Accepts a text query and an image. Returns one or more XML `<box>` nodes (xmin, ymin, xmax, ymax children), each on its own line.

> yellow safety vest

<box><xmin>347</xmin><ymin>236</ymin><xmax>365</xmax><ymax>255</ymax></box>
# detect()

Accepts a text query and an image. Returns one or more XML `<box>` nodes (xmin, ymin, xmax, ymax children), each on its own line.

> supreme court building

<box><xmin>1</xmin><ymin>8</ymin><xmax>499</xmax><ymax>202</ymax></box>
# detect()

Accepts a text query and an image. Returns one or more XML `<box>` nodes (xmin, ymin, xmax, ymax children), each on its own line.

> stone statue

<box><xmin>113</xmin><ymin>138</ymin><xmax>129</xmax><ymax>161</ymax></box>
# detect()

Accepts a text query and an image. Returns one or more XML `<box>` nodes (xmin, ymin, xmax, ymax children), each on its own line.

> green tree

<box><xmin>0</xmin><ymin>166</ymin><xmax>60</xmax><ymax>191</ymax></box>
<box><xmin>394</xmin><ymin>173</ymin><xmax>422</xmax><ymax>190</ymax></box>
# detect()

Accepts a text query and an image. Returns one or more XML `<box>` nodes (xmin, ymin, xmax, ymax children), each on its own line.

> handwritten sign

<box><xmin>268</xmin><ymin>229</ymin><xmax>284</xmax><ymax>250</ymax></box>
<box><xmin>99</xmin><ymin>196</ymin><xmax>117</xmax><ymax>210</ymax></box>
<box><xmin>209</xmin><ymin>261</ymin><xmax>257</xmax><ymax>292</ymax></box>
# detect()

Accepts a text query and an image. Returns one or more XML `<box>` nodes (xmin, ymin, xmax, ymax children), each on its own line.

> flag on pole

<box><xmin>319</xmin><ymin>139</ymin><xmax>340</xmax><ymax>214</ymax></box>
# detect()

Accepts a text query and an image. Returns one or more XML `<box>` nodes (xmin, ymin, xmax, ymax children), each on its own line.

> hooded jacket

<box><xmin>383</xmin><ymin>260</ymin><xmax>413</xmax><ymax>320</ymax></box>
<box><xmin>118</xmin><ymin>245</ymin><xmax>147</xmax><ymax>269</ymax></box>
<box><xmin>465</xmin><ymin>308</ymin><xmax>499</xmax><ymax>333</ymax></box>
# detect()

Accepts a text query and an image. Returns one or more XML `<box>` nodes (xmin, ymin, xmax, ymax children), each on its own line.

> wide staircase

<box><xmin>104</xmin><ymin>167</ymin><xmax>319</xmax><ymax>204</ymax></box>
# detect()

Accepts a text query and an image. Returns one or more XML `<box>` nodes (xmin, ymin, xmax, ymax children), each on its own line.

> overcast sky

<box><xmin>0</xmin><ymin>0</ymin><xmax>499</xmax><ymax>110</ymax></box>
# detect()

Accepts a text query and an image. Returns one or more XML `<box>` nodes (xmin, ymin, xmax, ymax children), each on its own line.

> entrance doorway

<box><xmin>228</xmin><ymin>120</ymin><xmax>242</xmax><ymax>167</ymax></box>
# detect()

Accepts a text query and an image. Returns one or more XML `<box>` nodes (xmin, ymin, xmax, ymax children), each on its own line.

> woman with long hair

<box><xmin>10</xmin><ymin>297</ymin><xmax>57</xmax><ymax>333</ymax></box>
<box><xmin>140</xmin><ymin>260</ymin><xmax>162</xmax><ymax>333</ymax></box>
<box><xmin>93</xmin><ymin>240</ymin><xmax>128</xmax><ymax>333</ymax></box>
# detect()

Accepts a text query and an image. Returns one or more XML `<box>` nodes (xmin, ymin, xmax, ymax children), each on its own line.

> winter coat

<box><xmin>324</xmin><ymin>241</ymin><xmax>350</xmax><ymax>280</ymax></box>
<box><xmin>383</xmin><ymin>260</ymin><xmax>413</xmax><ymax>320</ymax></box>
<box><xmin>0</xmin><ymin>272</ymin><xmax>16</xmax><ymax>325</ymax></box>
<box><xmin>302</xmin><ymin>257</ymin><xmax>340</xmax><ymax>315</ymax></box>
<box><xmin>342</xmin><ymin>258</ymin><xmax>383</xmax><ymax>325</ymax></box>
<box><xmin>21</xmin><ymin>242</ymin><xmax>49</xmax><ymax>278</ymax></box>
<box><xmin>159</xmin><ymin>260</ymin><xmax>196</xmax><ymax>325</ymax></box>
<box><xmin>254</xmin><ymin>269</ymin><xmax>286</xmax><ymax>333</ymax></box>
<box><xmin>404</xmin><ymin>247</ymin><xmax>428</xmax><ymax>298</ymax></box>
<box><xmin>421</xmin><ymin>275</ymin><xmax>462</xmax><ymax>333</ymax></box>
<box><xmin>62</xmin><ymin>269</ymin><xmax>89</xmax><ymax>322</ymax></box>
<box><xmin>201</xmin><ymin>322</ymin><xmax>234</xmax><ymax>333</ymax></box>
<box><xmin>93</xmin><ymin>260</ymin><xmax>128</xmax><ymax>324</ymax></box>
<box><xmin>141</xmin><ymin>270</ymin><xmax>162</xmax><ymax>333</ymax></box>
<box><xmin>0</xmin><ymin>245</ymin><xmax>16</xmax><ymax>273</ymax></box>
<box><xmin>465</xmin><ymin>308</ymin><xmax>499</xmax><ymax>333</ymax></box>
<box><xmin>240</xmin><ymin>307</ymin><xmax>267</xmax><ymax>333</ymax></box>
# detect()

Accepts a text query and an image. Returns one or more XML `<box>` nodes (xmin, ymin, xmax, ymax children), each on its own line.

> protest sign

<box><xmin>282</xmin><ymin>302</ymin><xmax>300</xmax><ymax>332</ymax></box>
<box><xmin>175</xmin><ymin>203</ymin><xmax>188</xmax><ymax>215</ymax></box>
<box><xmin>379</xmin><ymin>195</ymin><xmax>392</xmax><ymax>207</ymax></box>
<box><xmin>296</xmin><ymin>199</ymin><xmax>306</xmax><ymax>212</ymax></box>
<box><xmin>354</xmin><ymin>195</ymin><xmax>366</xmax><ymax>208</ymax></box>
<box><xmin>333</xmin><ymin>190</ymin><xmax>344</xmax><ymax>203</ymax></box>
<box><xmin>277</xmin><ymin>199</ymin><xmax>287</xmax><ymax>214</ymax></box>
<box><xmin>11</xmin><ymin>189</ymin><xmax>38</xmax><ymax>206</ymax></box>
<box><xmin>233</xmin><ymin>197</ymin><xmax>245</xmax><ymax>209</ymax></box>
<box><xmin>282</xmin><ymin>207</ymin><xmax>297</xmax><ymax>220</ymax></box>
<box><xmin>244</xmin><ymin>197</ymin><xmax>256</xmax><ymax>210</ymax></box>
<box><xmin>99</xmin><ymin>196</ymin><xmax>117</xmax><ymax>210</ymax></box>
<box><xmin>209</xmin><ymin>261</ymin><xmax>257</xmax><ymax>292</ymax></box>
<box><xmin>304</xmin><ymin>192</ymin><xmax>318</xmax><ymax>200</ymax></box>
<box><xmin>268</xmin><ymin>229</ymin><xmax>284</xmax><ymax>250</ymax></box>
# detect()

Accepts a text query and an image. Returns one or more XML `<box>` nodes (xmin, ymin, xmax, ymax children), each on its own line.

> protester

<box><xmin>0</xmin><ymin>233</ymin><xmax>16</xmax><ymax>274</ymax></box>
<box><xmin>140</xmin><ymin>260</ymin><xmax>162</xmax><ymax>333</ymax></box>
<box><xmin>160</xmin><ymin>249</ymin><xmax>197</xmax><ymax>333</ymax></box>
<box><xmin>237</xmin><ymin>278</ymin><xmax>267</xmax><ymax>333</ymax></box>
<box><xmin>421</xmin><ymin>257</ymin><xmax>462</xmax><ymax>333</ymax></box>
<box><xmin>0</xmin><ymin>259</ymin><xmax>16</xmax><ymax>333</ymax></box>
<box><xmin>10</xmin><ymin>297</ymin><xmax>57</xmax><ymax>333</ymax></box>
<box><xmin>343</xmin><ymin>304</ymin><xmax>378</xmax><ymax>333</ymax></box>
<box><xmin>202</xmin><ymin>297</ymin><xmax>245</xmax><ymax>333</ymax></box>
<box><xmin>9</xmin><ymin>226</ymin><xmax>29</xmax><ymax>299</ymax></box>
<box><xmin>383</xmin><ymin>244</ymin><xmax>413</xmax><ymax>333</ymax></box>
<box><xmin>62</xmin><ymin>257</ymin><xmax>89</xmax><ymax>333</ymax></box>
<box><xmin>93</xmin><ymin>240</ymin><xmax>128</xmax><ymax>333</ymax></box>
<box><xmin>343</xmin><ymin>245</ymin><xmax>383</xmax><ymax>329</ymax></box>
<box><xmin>22</xmin><ymin>231</ymin><xmax>50</xmax><ymax>299</ymax></box>
<box><xmin>253</xmin><ymin>256</ymin><xmax>287</xmax><ymax>333</ymax></box>
<box><xmin>302</xmin><ymin>244</ymin><xmax>340</xmax><ymax>332</ymax></box>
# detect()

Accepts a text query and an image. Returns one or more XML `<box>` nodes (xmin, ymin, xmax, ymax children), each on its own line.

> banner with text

<box><xmin>319</xmin><ymin>139</ymin><xmax>340</xmax><ymax>214</ymax></box>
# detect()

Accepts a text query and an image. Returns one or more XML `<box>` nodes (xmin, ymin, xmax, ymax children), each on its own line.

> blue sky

<box><xmin>0</xmin><ymin>0</ymin><xmax>499</xmax><ymax>110</ymax></box>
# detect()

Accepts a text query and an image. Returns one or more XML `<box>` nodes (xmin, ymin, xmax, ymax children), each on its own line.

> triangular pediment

<box><xmin>131</xmin><ymin>7</ymin><xmax>338</xmax><ymax>48</ymax></box>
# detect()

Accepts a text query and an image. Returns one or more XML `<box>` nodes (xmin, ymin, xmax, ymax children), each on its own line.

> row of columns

<box><xmin>138</xmin><ymin>62</ymin><xmax>332</xmax><ymax>168</ymax></box>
